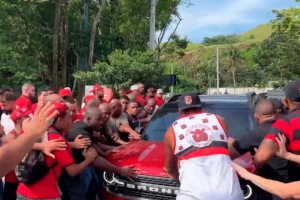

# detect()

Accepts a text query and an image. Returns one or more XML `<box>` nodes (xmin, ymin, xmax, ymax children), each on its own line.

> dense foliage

<box><xmin>1</xmin><ymin>0</ymin><xmax>300</xmax><ymax>94</ymax></box>
<box><xmin>202</xmin><ymin>35</ymin><xmax>240</xmax><ymax>46</ymax></box>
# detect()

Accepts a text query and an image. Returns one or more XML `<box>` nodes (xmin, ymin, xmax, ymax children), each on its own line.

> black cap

<box><xmin>178</xmin><ymin>92</ymin><xmax>202</xmax><ymax>111</ymax></box>
<box><xmin>270</xmin><ymin>98</ymin><xmax>284</xmax><ymax>110</ymax></box>
<box><xmin>283</xmin><ymin>80</ymin><xmax>300</xmax><ymax>102</ymax></box>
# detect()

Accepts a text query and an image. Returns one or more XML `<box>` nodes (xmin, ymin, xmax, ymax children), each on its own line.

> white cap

<box><xmin>157</xmin><ymin>89</ymin><xmax>163</xmax><ymax>94</ymax></box>
<box><xmin>130</xmin><ymin>85</ymin><xmax>139</xmax><ymax>91</ymax></box>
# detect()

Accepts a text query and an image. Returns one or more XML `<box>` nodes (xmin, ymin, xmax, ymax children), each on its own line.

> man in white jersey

<box><xmin>164</xmin><ymin>92</ymin><xmax>243</xmax><ymax>200</ymax></box>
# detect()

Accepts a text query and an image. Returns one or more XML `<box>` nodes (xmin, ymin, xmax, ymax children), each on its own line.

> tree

<box><xmin>222</xmin><ymin>45</ymin><xmax>243</xmax><ymax>90</ymax></box>
<box><xmin>73</xmin><ymin>50</ymin><xmax>165</xmax><ymax>90</ymax></box>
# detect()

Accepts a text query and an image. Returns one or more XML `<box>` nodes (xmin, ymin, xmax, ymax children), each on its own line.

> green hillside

<box><xmin>184</xmin><ymin>24</ymin><xmax>273</xmax><ymax>53</ymax></box>
<box><xmin>239</xmin><ymin>24</ymin><xmax>273</xmax><ymax>42</ymax></box>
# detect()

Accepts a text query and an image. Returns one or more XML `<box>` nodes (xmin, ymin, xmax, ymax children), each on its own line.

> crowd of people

<box><xmin>0</xmin><ymin>82</ymin><xmax>164</xmax><ymax>200</ymax></box>
<box><xmin>1</xmin><ymin>79</ymin><xmax>300</xmax><ymax>200</ymax></box>
<box><xmin>162</xmin><ymin>80</ymin><xmax>300</xmax><ymax>200</ymax></box>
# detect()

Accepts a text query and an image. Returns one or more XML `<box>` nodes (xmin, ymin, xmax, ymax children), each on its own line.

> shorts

<box><xmin>3</xmin><ymin>182</ymin><xmax>19</xmax><ymax>200</ymax></box>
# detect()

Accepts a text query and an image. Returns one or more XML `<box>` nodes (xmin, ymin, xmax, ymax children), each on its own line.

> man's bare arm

<box><xmin>228</xmin><ymin>137</ymin><xmax>242</xmax><ymax>160</ymax></box>
<box><xmin>0</xmin><ymin>133</ymin><xmax>41</xmax><ymax>177</ymax></box>
<box><xmin>254</xmin><ymin>139</ymin><xmax>278</xmax><ymax>167</ymax></box>
<box><xmin>164</xmin><ymin>127</ymin><xmax>179</xmax><ymax>181</ymax></box>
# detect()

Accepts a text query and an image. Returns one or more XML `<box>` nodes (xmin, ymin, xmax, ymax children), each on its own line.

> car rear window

<box><xmin>142</xmin><ymin>104</ymin><xmax>255</xmax><ymax>142</ymax></box>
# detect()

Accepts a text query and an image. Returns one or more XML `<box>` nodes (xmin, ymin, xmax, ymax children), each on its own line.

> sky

<box><xmin>163</xmin><ymin>0</ymin><xmax>299</xmax><ymax>43</ymax></box>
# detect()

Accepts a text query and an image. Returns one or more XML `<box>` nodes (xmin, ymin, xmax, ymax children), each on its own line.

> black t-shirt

<box><xmin>125</xmin><ymin>112</ymin><xmax>139</xmax><ymax>130</ymax></box>
<box><xmin>233</xmin><ymin>120</ymin><xmax>289</xmax><ymax>182</ymax></box>
<box><xmin>64</xmin><ymin>121</ymin><xmax>93</xmax><ymax>164</ymax></box>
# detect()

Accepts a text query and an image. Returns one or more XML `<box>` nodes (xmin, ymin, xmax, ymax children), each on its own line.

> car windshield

<box><xmin>142</xmin><ymin>104</ymin><xmax>255</xmax><ymax>142</ymax></box>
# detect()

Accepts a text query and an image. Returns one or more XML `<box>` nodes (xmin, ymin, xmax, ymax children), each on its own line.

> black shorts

<box><xmin>3</xmin><ymin>182</ymin><xmax>19</xmax><ymax>200</ymax></box>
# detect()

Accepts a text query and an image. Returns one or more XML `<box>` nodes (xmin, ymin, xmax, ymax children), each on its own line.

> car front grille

<box><xmin>104</xmin><ymin>175</ymin><xmax>180</xmax><ymax>200</ymax></box>
<box><xmin>126</xmin><ymin>188</ymin><xmax>176</xmax><ymax>200</ymax></box>
<box><xmin>135</xmin><ymin>175</ymin><xmax>180</xmax><ymax>187</ymax></box>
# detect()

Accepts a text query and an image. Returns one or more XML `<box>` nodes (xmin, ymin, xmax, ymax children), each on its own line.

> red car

<box><xmin>103</xmin><ymin>94</ymin><xmax>257</xmax><ymax>200</ymax></box>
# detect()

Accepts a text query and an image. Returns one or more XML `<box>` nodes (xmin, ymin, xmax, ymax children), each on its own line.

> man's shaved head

<box><xmin>44</xmin><ymin>94</ymin><xmax>63</xmax><ymax>104</ymax></box>
<box><xmin>127</xmin><ymin>93</ymin><xmax>137</xmax><ymax>101</ymax></box>
<box><xmin>109</xmin><ymin>99</ymin><xmax>122</xmax><ymax>117</ymax></box>
<box><xmin>99</xmin><ymin>103</ymin><xmax>111</xmax><ymax>113</ymax></box>
<box><xmin>22</xmin><ymin>83</ymin><xmax>35</xmax><ymax>99</ymax></box>
<box><xmin>255</xmin><ymin>99</ymin><xmax>277</xmax><ymax>116</ymax></box>
<box><xmin>147</xmin><ymin>98</ymin><xmax>156</xmax><ymax>105</ymax></box>
<box><xmin>84</xmin><ymin>107</ymin><xmax>101</xmax><ymax>118</ymax></box>
<box><xmin>84</xmin><ymin>107</ymin><xmax>103</xmax><ymax>131</ymax></box>
<box><xmin>109</xmin><ymin>99</ymin><xmax>121</xmax><ymax>108</ymax></box>
<box><xmin>87</xmin><ymin>99</ymin><xmax>100</xmax><ymax>108</ymax></box>
<box><xmin>22</xmin><ymin>83</ymin><xmax>33</xmax><ymax>93</ymax></box>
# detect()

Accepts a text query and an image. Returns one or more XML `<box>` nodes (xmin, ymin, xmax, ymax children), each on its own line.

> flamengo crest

<box><xmin>184</xmin><ymin>96</ymin><xmax>192</xmax><ymax>105</ymax></box>
<box><xmin>186</xmin><ymin>124</ymin><xmax>213</xmax><ymax>148</ymax></box>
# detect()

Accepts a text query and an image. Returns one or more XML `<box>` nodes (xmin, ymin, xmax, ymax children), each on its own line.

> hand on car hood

<box><xmin>107</xmin><ymin>140</ymin><xmax>167</xmax><ymax>177</ymax></box>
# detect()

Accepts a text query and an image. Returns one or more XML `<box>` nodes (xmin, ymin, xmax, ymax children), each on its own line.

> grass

<box><xmin>239</xmin><ymin>24</ymin><xmax>273</xmax><ymax>43</ymax></box>
<box><xmin>184</xmin><ymin>24</ymin><xmax>273</xmax><ymax>54</ymax></box>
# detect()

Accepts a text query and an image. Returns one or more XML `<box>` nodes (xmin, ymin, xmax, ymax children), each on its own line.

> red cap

<box><xmin>89</xmin><ymin>84</ymin><xmax>103</xmax><ymax>93</ymax></box>
<box><xmin>58</xmin><ymin>89</ymin><xmax>72</xmax><ymax>97</ymax></box>
<box><xmin>84</xmin><ymin>95</ymin><xmax>94</xmax><ymax>104</ymax></box>
<box><xmin>11</xmin><ymin>109</ymin><xmax>32</xmax><ymax>122</ymax></box>
<box><xmin>48</xmin><ymin>102</ymin><xmax>68</xmax><ymax>126</ymax></box>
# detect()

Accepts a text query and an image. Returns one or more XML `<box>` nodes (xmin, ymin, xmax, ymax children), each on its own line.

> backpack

<box><xmin>15</xmin><ymin>129</ymin><xmax>59</xmax><ymax>186</ymax></box>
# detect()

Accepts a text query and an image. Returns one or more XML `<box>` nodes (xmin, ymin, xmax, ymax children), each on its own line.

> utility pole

<box><xmin>149</xmin><ymin>0</ymin><xmax>156</xmax><ymax>50</ymax></box>
<box><xmin>216</xmin><ymin>46</ymin><xmax>220</xmax><ymax>94</ymax></box>
<box><xmin>170</xmin><ymin>64</ymin><xmax>174</xmax><ymax>94</ymax></box>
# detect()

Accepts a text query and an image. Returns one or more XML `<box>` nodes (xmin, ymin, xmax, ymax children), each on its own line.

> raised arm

<box><xmin>233</xmin><ymin>162</ymin><xmax>300</xmax><ymax>199</ymax></box>
<box><xmin>0</xmin><ymin>101</ymin><xmax>56</xmax><ymax>177</ymax></box>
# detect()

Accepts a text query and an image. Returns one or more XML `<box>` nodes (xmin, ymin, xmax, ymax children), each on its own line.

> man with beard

<box><xmin>90</xmin><ymin>84</ymin><xmax>107</xmax><ymax>104</ymax></box>
<box><xmin>63</xmin><ymin>108</ymin><xmax>138</xmax><ymax>200</ymax></box>
<box><xmin>1</xmin><ymin>94</ymin><xmax>15</xmax><ymax>136</ymax></box>
<box><xmin>109</xmin><ymin>99</ymin><xmax>141</xmax><ymax>141</ymax></box>
<box><xmin>15</xmin><ymin>83</ymin><xmax>35</xmax><ymax>111</ymax></box>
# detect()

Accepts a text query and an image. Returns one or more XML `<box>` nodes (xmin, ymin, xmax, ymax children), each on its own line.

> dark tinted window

<box><xmin>142</xmin><ymin>103</ymin><xmax>255</xmax><ymax>142</ymax></box>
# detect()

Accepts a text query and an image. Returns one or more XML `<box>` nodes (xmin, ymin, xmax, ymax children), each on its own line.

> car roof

<box><xmin>162</xmin><ymin>94</ymin><xmax>254</xmax><ymax>110</ymax></box>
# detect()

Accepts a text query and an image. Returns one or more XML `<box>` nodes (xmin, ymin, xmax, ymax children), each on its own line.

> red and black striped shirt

<box><xmin>265</xmin><ymin>107</ymin><xmax>300</xmax><ymax>154</ymax></box>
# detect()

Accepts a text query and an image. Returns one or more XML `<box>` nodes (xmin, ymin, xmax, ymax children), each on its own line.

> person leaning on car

<box><xmin>228</xmin><ymin>99</ymin><xmax>289</xmax><ymax>200</ymax></box>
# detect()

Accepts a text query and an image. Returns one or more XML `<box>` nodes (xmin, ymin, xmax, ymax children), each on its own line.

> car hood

<box><xmin>107</xmin><ymin>140</ymin><xmax>168</xmax><ymax>177</ymax></box>
<box><xmin>107</xmin><ymin>140</ymin><xmax>256</xmax><ymax>178</ymax></box>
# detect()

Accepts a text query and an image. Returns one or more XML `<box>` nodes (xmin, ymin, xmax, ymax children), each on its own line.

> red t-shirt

<box><xmin>77</xmin><ymin>107</ymin><xmax>86</xmax><ymax>121</ymax></box>
<box><xmin>72</xmin><ymin>112</ymin><xmax>83</xmax><ymax>122</ymax></box>
<box><xmin>5</xmin><ymin>130</ymin><xmax>19</xmax><ymax>183</ymax></box>
<box><xmin>17</xmin><ymin>132</ymin><xmax>74</xmax><ymax>199</ymax></box>
<box><xmin>155</xmin><ymin>96</ymin><xmax>165</xmax><ymax>107</ymax></box>
<box><xmin>15</xmin><ymin>95</ymin><xmax>32</xmax><ymax>111</ymax></box>
<box><xmin>136</xmin><ymin>94</ymin><xmax>145</xmax><ymax>107</ymax></box>
<box><xmin>31</xmin><ymin>103</ymin><xmax>37</xmax><ymax>114</ymax></box>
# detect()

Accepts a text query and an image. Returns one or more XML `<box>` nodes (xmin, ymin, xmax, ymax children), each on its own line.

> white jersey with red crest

<box><xmin>171</xmin><ymin>112</ymin><xmax>243</xmax><ymax>200</ymax></box>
